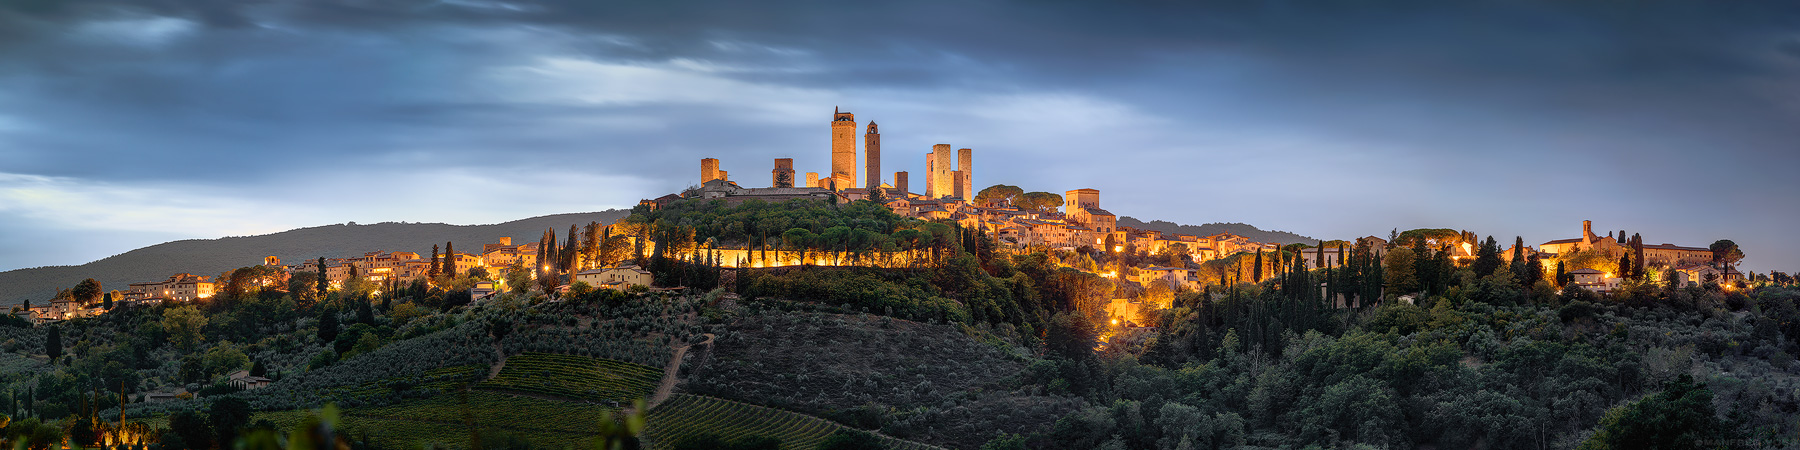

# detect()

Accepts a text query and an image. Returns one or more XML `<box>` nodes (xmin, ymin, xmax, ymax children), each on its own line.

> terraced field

<box><xmin>249</xmin><ymin>391</ymin><xmax>615</xmax><ymax>450</ymax></box>
<box><xmin>645</xmin><ymin>394</ymin><xmax>942</xmax><ymax>450</ymax></box>
<box><xmin>475</xmin><ymin>352</ymin><xmax>662</xmax><ymax>404</ymax></box>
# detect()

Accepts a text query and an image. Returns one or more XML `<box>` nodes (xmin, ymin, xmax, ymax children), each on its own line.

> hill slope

<box><xmin>0</xmin><ymin>210</ymin><xmax>630</xmax><ymax>306</ymax></box>
<box><xmin>1117</xmin><ymin>216</ymin><xmax>1317</xmax><ymax>244</ymax></box>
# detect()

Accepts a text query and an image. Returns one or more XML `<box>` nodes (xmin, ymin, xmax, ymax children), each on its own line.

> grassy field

<box><xmin>474</xmin><ymin>352</ymin><xmax>661</xmax><ymax>404</ymax></box>
<box><xmin>645</xmin><ymin>394</ymin><xmax>941</xmax><ymax>450</ymax></box>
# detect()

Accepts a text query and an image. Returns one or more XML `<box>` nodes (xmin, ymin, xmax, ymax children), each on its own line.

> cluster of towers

<box><xmin>699</xmin><ymin>107</ymin><xmax>974</xmax><ymax>201</ymax></box>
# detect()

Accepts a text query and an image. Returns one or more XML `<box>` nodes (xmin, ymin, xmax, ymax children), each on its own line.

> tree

<box><xmin>317</xmin><ymin>309</ymin><xmax>339</xmax><ymax>344</ymax></box>
<box><xmin>102</xmin><ymin>291</ymin><xmax>114</xmax><ymax>310</ymax></box>
<box><xmin>817</xmin><ymin>429</ymin><xmax>884</xmax><ymax>450</ymax></box>
<box><xmin>1385</xmin><ymin>248</ymin><xmax>1419</xmax><ymax>294</ymax></box>
<box><xmin>209</xmin><ymin>397</ymin><xmax>252</xmax><ymax>447</ymax></box>
<box><xmin>43</xmin><ymin>327</ymin><xmax>60</xmax><ymax>361</ymax></box>
<box><xmin>1578</xmin><ymin>375</ymin><xmax>1723</xmax><ymax>450</ymax></box>
<box><xmin>169</xmin><ymin>409</ymin><xmax>212</xmax><ymax>450</ymax></box>
<box><xmin>444</xmin><ymin>241</ymin><xmax>457</xmax><ymax>278</ymax></box>
<box><xmin>429</xmin><ymin>244</ymin><xmax>441</xmax><ymax>281</ymax></box>
<box><xmin>71</xmin><ymin>278</ymin><xmax>101</xmax><ymax>305</ymax></box>
<box><xmin>1015</xmin><ymin>191</ymin><xmax>1065</xmax><ymax>213</ymax></box>
<box><xmin>355</xmin><ymin>295</ymin><xmax>375</xmax><ymax>324</ymax></box>
<box><xmin>1710</xmin><ymin>239</ymin><xmax>1743</xmax><ymax>267</ymax></box>
<box><xmin>1473</xmin><ymin>236</ymin><xmax>1502</xmax><ymax>277</ymax></box>
<box><xmin>1556</xmin><ymin>260</ymin><xmax>1572</xmax><ymax>287</ymax></box>
<box><xmin>974</xmin><ymin>184</ymin><xmax>1024</xmax><ymax>207</ymax></box>
<box><xmin>162</xmin><ymin>306</ymin><xmax>209</xmax><ymax>350</ymax></box>
<box><xmin>1252</xmin><ymin>249</ymin><xmax>1263</xmax><ymax>282</ymax></box>
<box><xmin>315</xmin><ymin>257</ymin><xmax>329</xmax><ymax>297</ymax></box>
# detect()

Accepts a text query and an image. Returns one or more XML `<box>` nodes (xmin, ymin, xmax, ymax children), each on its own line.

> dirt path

<box><xmin>485</xmin><ymin>342</ymin><xmax>507</xmax><ymax>380</ymax></box>
<box><xmin>647</xmin><ymin>333</ymin><xmax>714</xmax><ymax>409</ymax></box>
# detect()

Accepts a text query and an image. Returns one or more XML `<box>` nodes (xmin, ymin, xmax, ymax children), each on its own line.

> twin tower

<box><xmin>704</xmin><ymin>108</ymin><xmax>973</xmax><ymax>201</ymax></box>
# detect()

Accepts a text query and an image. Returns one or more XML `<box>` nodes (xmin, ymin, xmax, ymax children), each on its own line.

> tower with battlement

<box><xmin>831</xmin><ymin>108</ymin><xmax>857</xmax><ymax>190</ymax></box>
<box><xmin>772</xmin><ymin>158</ymin><xmax>795</xmax><ymax>188</ymax></box>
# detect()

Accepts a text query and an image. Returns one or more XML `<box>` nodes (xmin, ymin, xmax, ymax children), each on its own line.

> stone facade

<box><xmin>831</xmin><ymin>108</ymin><xmax>857</xmax><ymax>189</ymax></box>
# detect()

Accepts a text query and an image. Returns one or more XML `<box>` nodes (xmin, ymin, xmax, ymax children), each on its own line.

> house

<box><xmin>1668</xmin><ymin>263</ymin><xmax>1745</xmax><ymax>288</ymax></box>
<box><xmin>227</xmin><ymin>370</ymin><xmax>272</xmax><ymax>390</ymax></box>
<box><xmin>1569</xmin><ymin>268</ymin><xmax>1620</xmax><ymax>293</ymax></box>
<box><xmin>575</xmin><ymin>266</ymin><xmax>654</xmax><ymax>290</ymax></box>
<box><xmin>127</xmin><ymin>273</ymin><xmax>215</xmax><ymax>303</ymax></box>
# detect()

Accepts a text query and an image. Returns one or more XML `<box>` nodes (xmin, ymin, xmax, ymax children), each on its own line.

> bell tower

<box><xmin>831</xmin><ymin>107</ymin><xmax>857</xmax><ymax>190</ymax></box>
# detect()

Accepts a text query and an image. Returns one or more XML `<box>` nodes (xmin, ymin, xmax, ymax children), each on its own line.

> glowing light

<box><xmin>1114</xmin><ymin>246</ymin><xmax>1124</xmax><ymax>252</ymax></box>
<box><xmin>1111</xmin><ymin>318</ymin><xmax>1119</xmax><ymax>325</ymax></box>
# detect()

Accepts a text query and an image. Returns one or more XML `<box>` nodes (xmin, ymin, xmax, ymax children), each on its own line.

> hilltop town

<box><xmin>10</xmin><ymin>108</ymin><xmax>1762</xmax><ymax>327</ymax></box>
<box><xmin>0</xmin><ymin>108</ymin><xmax>1791</xmax><ymax>450</ymax></box>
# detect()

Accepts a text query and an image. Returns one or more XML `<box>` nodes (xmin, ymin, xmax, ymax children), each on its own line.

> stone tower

<box><xmin>929</xmin><ymin>144</ymin><xmax>954</xmax><ymax>199</ymax></box>
<box><xmin>864</xmin><ymin>122</ymin><xmax>881</xmax><ymax>190</ymax></box>
<box><xmin>772</xmin><ymin>158</ymin><xmax>795</xmax><ymax>188</ymax></box>
<box><xmin>831</xmin><ymin>107</ymin><xmax>857</xmax><ymax>190</ymax></box>
<box><xmin>806</xmin><ymin>172</ymin><xmax>819</xmax><ymax>188</ymax></box>
<box><xmin>1066</xmin><ymin>188</ymin><xmax>1100</xmax><ymax>211</ymax></box>
<box><xmin>957</xmin><ymin>148</ymin><xmax>972</xmax><ymax>202</ymax></box>
<box><xmin>701</xmin><ymin>158</ymin><xmax>721</xmax><ymax>184</ymax></box>
<box><xmin>894</xmin><ymin>171</ymin><xmax>908</xmax><ymax>197</ymax></box>
<box><xmin>951</xmin><ymin>170</ymin><xmax>967</xmax><ymax>200</ymax></box>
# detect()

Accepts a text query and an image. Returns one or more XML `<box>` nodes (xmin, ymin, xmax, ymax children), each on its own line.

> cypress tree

<box><xmin>567</xmin><ymin>225</ymin><xmax>579</xmax><ymax>273</ymax></box>
<box><xmin>45</xmin><ymin>327</ymin><xmax>61</xmax><ymax>361</ymax></box>
<box><xmin>316</xmin><ymin>257</ymin><xmax>329</xmax><ymax>297</ymax></box>
<box><xmin>1617</xmin><ymin>253</ymin><xmax>1631</xmax><ymax>279</ymax></box>
<box><xmin>1252</xmin><ymin>249</ymin><xmax>1263</xmax><ymax>282</ymax></box>
<box><xmin>429</xmin><ymin>244</ymin><xmax>440</xmax><ymax>281</ymax></box>
<box><xmin>1555</xmin><ymin>260</ymin><xmax>1570</xmax><ymax>287</ymax></box>
<box><xmin>444</xmin><ymin>242</ymin><xmax>456</xmax><ymax>278</ymax></box>
<box><xmin>317</xmin><ymin>309</ymin><xmax>338</xmax><ymax>344</ymax></box>
<box><xmin>355</xmin><ymin>294</ymin><xmax>374</xmax><ymax>324</ymax></box>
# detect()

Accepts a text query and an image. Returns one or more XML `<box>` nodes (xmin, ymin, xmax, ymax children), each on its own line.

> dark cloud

<box><xmin>1</xmin><ymin>0</ymin><xmax>1798</xmax><ymax>271</ymax></box>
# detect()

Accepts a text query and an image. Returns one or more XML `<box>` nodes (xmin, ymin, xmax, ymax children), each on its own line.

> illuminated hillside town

<box><xmin>10</xmin><ymin>108</ymin><xmax>1753</xmax><ymax>330</ymax></box>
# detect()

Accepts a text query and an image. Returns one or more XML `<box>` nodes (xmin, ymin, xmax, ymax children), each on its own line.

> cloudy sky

<box><xmin>2</xmin><ymin>1</ymin><xmax>1797</xmax><ymax>272</ymax></box>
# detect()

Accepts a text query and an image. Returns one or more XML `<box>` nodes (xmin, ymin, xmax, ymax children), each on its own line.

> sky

<box><xmin>1</xmin><ymin>1</ymin><xmax>1798</xmax><ymax>272</ymax></box>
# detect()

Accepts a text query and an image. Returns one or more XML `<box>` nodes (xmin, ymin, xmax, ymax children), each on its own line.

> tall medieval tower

<box><xmin>928</xmin><ymin>144</ymin><xmax>953</xmax><ymax>199</ymax></box>
<box><xmin>831</xmin><ymin>107</ymin><xmax>857</xmax><ymax>190</ymax></box>
<box><xmin>865</xmin><ymin>122</ymin><xmax>881</xmax><ymax>190</ymax></box>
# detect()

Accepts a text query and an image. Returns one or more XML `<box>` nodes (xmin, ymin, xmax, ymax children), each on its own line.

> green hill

<box><xmin>0</xmin><ymin>210</ymin><xmax>630</xmax><ymax>306</ymax></box>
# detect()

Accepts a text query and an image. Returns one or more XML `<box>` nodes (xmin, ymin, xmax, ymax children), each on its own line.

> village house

<box><xmin>227</xmin><ymin>370</ymin><xmax>273</xmax><ymax>390</ymax></box>
<box><xmin>126</xmin><ymin>273</ymin><xmax>215</xmax><ymax>303</ymax></box>
<box><xmin>575</xmin><ymin>265</ymin><xmax>654</xmax><ymax>290</ymax></box>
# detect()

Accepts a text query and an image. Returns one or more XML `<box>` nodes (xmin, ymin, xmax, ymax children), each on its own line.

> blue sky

<box><xmin>1</xmin><ymin>1</ymin><xmax>1797</xmax><ymax>272</ymax></box>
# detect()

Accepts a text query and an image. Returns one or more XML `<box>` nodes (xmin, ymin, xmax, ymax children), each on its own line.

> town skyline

<box><xmin>2</xmin><ymin>1</ymin><xmax>1797</xmax><ymax>272</ymax></box>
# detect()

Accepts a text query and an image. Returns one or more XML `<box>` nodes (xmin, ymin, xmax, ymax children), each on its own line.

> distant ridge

<box><xmin>0</xmin><ymin>210</ymin><xmax>631</xmax><ymax>307</ymax></box>
<box><xmin>1117</xmin><ymin>216</ymin><xmax>1317</xmax><ymax>245</ymax></box>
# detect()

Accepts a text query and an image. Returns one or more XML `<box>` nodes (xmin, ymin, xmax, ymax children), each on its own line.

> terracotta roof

<box><xmin>1541</xmin><ymin>238</ymin><xmax>1583</xmax><ymax>245</ymax></box>
<box><xmin>1570</xmin><ymin>268</ymin><xmax>1604</xmax><ymax>274</ymax></box>
<box><xmin>1642</xmin><ymin>243</ymin><xmax>1709</xmax><ymax>252</ymax></box>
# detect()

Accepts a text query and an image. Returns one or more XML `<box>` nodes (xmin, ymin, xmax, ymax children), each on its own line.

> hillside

<box><xmin>1117</xmin><ymin>216</ymin><xmax>1317</xmax><ymax>244</ymax></box>
<box><xmin>0</xmin><ymin>210</ymin><xmax>630</xmax><ymax>306</ymax></box>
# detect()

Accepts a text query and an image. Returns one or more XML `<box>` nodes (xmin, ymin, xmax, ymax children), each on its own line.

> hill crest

<box><xmin>0</xmin><ymin>210</ymin><xmax>630</xmax><ymax>306</ymax></box>
<box><xmin>1117</xmin><ymin>216</ymin><xmax>1317</xmax><ymax>245</ymax></box>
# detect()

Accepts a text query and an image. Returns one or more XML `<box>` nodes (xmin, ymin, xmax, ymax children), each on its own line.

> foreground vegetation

<box><xmin>2</xmin><ymin>197</ymin><xmax>1796</xmax><ymax>450</ymax></box>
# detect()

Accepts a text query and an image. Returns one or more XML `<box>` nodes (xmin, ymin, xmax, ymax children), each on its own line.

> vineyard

<box><xmin>475</xmin><ymin>352</ymin><xmax>661</xmax><ymax>403</ymax></box>
<box><xmin>248</xmin><ymin>391</ymin><xmax>619</xmax><ymax>450</ymax></box>
<box><xmin>645</xmin><ymin>394</ymin><xmax>941</xmax><ymax>450</ymax></box>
